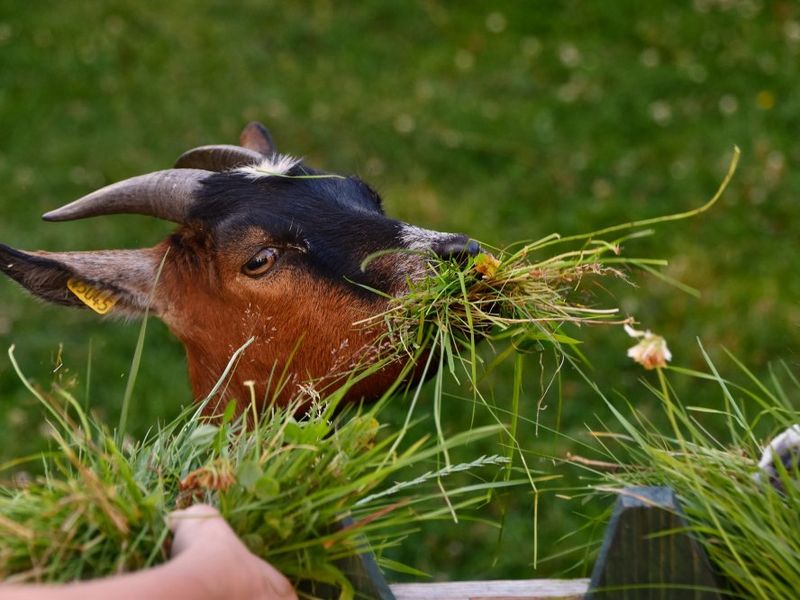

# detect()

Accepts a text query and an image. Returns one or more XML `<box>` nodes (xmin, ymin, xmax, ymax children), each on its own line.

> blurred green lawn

<box><xmin>1</xmin><ymin>0</ymin><xmax>799</xmax><ymax>582</ymax></box>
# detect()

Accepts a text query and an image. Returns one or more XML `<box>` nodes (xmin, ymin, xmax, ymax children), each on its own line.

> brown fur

<box><xmin>154</xmin><ymin>225</ymin><xmax>409</xmax><ymax>412</ymax></box>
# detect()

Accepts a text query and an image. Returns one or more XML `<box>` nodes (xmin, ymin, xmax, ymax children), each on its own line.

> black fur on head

<box><xmin>189</xmin><ymin>165</ymin><xmax>414</xmax><ymax>295</ymax></box>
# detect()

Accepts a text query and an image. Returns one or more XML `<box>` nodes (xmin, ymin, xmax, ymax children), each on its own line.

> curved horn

<box><xmin>42</xmin><ymin>169</ymin><xmax>212</xmax><ymax>223</ymax></box>
<box><xmin>174</xmin><ymin>144</ymin><xmax>263</xmax><ymax>171</ymax></box>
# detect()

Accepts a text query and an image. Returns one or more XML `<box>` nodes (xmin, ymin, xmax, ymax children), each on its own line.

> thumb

<box><xmin>167</xmin><ymin>503</ymin><xmax>223</xmax><ymax>557</ymax></box>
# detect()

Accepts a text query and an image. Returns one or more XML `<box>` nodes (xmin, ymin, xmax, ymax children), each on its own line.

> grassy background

<box><xmin>1</xmin><ymin>0</ymin><xmax>799</xmax><ymax>582</ymax></box>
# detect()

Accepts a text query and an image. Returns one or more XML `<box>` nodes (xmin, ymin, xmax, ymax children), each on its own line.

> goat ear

<box><xmin>0</xmin><ymin>243</ymin><xmax>164</xmax><ymax>317</ymax></box>
<box><xmin>239</xmin><ymin>122</ymin><xmax>277</xmax><ymax>156</ymax></box>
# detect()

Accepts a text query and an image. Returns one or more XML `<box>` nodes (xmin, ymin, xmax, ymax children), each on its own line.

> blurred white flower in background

<box><xmin>624</xmin><ymin>324</ymin><xmax>672</xmax><ymax>370</ymax></box>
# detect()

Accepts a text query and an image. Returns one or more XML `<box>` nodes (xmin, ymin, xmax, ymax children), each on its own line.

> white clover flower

<box><xmin>624</xmin><ymin>324</ymin><xmax>672</xmax><ymax>370</ymax></box>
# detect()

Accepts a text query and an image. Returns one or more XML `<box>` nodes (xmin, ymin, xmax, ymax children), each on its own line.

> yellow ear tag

<box><xmin>67</xmin><ymin>278</ymin><xmax>118</xmax><ymax>315</ymax></box>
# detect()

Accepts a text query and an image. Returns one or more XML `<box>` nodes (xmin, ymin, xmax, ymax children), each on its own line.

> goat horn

<box><xmin>42</xmin><ymin>169</ymin><xmax>212</xmax><ymax>223</ymax></box>
<box><xmin>174</xmin><ymin>144</ymin><xmax>263</xmax><ymax>171</ymax></box>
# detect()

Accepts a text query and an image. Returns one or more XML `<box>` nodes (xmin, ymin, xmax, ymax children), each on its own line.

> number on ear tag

<box><xmin>67</xmin><ymin>279</ymin><xmax>118</xmax><ymax>315</ymax></box>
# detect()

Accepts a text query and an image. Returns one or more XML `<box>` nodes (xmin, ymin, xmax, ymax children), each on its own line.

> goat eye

<box><xmin>242</xmin><ymin>248</ymin><xmax>280</xmax><ymax>277</ymax></box>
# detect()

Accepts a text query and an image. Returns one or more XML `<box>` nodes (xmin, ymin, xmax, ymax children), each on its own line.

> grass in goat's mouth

<box><xmin>379</xmin><ymin>238</ymin><xmax>632</xmax><ymax>349</ymax></box>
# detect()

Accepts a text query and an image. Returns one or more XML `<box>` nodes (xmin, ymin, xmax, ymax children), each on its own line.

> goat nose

<box><xmin>435</xmin><ymin>236</ymin><xmax>482</xmax><ymax>263</ymax></box>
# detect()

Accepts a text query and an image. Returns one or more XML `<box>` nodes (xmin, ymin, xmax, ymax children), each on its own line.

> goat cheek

<box><xmin>176</xmin><ymin>270</ymin><xmax>407</xmax><ymax>413</ymax></box>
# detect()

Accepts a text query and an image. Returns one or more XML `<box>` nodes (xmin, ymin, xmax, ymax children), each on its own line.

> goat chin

<box><xmin>192</xmin><ymin>338</ymin><xmax>429</xmax><ymax>416</ymax></box>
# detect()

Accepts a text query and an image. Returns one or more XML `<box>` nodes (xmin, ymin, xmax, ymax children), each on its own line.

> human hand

<box><xmin>169</xmin><ymin>504</ymin><xmax>297</xmax><ymax>600</ymax></box>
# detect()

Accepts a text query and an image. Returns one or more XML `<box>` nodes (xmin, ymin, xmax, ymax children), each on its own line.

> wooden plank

<box><xmin>390</xmin><ymin>578</ymin><xmax>589</xmax><ymax>600</ymax></box>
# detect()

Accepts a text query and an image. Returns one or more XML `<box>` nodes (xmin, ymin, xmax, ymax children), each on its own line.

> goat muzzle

<box><xmin>433</xmin><ymin>235</ymin><xmax>482</xmax><ymax>265</ymax></box>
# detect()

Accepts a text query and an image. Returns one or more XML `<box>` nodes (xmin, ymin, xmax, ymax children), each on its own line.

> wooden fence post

<box><xmin>298</xmin><ymin>516</ymin><xmax>396</xmax><ymax>599</ymax></box>
<box><xmin>336</xmin><ymin>547</ymin><xmax>396</xmax><ymax>599</ymax></box>
<box><xmin>585</xmin><ymin>486</ymin><xmax>722</xmax><ymax>599</ymax></box>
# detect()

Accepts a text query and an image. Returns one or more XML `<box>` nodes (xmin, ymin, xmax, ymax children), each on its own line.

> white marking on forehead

<box><xmin>235</xmin><ymin>154</ymin><xmax>302</xmax><ymax>179</ymax></box>
<box><xmin>399</xmin><ymin>224</ymin><xmax>454</xmax><ymax>251</ymax></box>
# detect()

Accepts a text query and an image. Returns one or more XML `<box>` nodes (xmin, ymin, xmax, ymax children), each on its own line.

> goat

<box><xmin>0</xmin><ymin>123</ymin><xmax>479</xmax><ymax>412</ymax></box>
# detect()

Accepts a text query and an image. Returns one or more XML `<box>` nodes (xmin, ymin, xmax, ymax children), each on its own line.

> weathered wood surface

<box><xmin>586</xmin><ymin>486</ymin><xmax>722</xmax><ymax>599</ymax></box>
<box><xmin>390</xmin><ymin>578</ymin><xmax>589</xmax><ymax>600</ymax></box>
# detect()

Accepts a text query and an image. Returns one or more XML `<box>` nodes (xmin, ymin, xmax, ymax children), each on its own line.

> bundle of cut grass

<box><xmin>375</xmin><ymin>236</ymin><xmax>631</xmax><ymax>360</ymax></box>
<box><xmin>576</xmin><ymin>347</ymin><xmax>800</xmax><ymax>598</ymax></box>
<box><xmin>0</xmin><ymin>348</ymin><xmax>527</xmax><ymax>596</ymax></box>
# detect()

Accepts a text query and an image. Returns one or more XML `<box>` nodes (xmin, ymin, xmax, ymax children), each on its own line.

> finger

<box><xmin>260</xmin><ymin>561</ymin><xmax>298</xmax><ymax>600</ymax></box>
<box><xmin>167</xmin><ymin>503</ymin><xmax>220</xmax><ymax>532</ymax></box>
<box><xmin>168</xmin><ymin>503</ymin><xmax>223</xmax><ymax>556</ymax></box>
